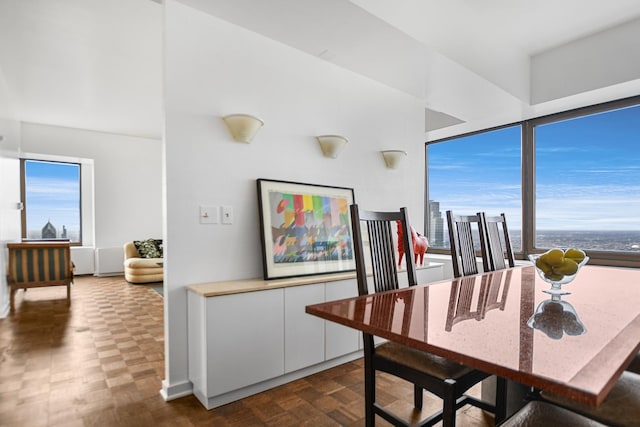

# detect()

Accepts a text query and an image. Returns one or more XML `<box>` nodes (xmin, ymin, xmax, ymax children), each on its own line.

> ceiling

<box><xmin>0</xmin><ymin>0</ymin><xmax>162</xmax><ymax>139</ymax></box>
<box><xmin>1</xmin><ymin>0</ymin><xmax>639</xmax><ymax>139</ymax></box>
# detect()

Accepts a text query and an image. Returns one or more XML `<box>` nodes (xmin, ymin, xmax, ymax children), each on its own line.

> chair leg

<box><xmin>414</xmin><ymin>384</ymin><xmax>423</xmax><ymax>409</ymax></box>
<box><xmin>364</xmin><ymin>359</ymin><xmax>375</xmax><ymax>427</ymax></box>
<box><xmin>10</xmin><ymin>287</ymin><xmax>16</xmax><ymax>312</ymax></box>
<box><xmin>442</xmin><ymin>379</ymin><xmax>457</xmax><ymax>427</ymax></box>
<box><xmin>67</xmin><ymin>283</ymin><xmax>71</xmax><ymax>305</ymax></box>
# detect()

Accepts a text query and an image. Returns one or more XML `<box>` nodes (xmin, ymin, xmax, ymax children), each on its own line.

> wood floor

<box><xmin>0</xmin><ymin>275</ymin><xmax>495</xmax><ymax>426</ymax></box>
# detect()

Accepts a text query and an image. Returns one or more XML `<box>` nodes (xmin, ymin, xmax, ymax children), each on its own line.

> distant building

<box><xmin>42</xmin><ymin>220</ymin><xmax>57</xmax><ymax>239</ymax></box>
<box><xmin>62</xmin><ymin>225</ymin><xmax>67</xmax><ymax>239</ymax></box>
<box><xmin>428</xmin><ymin>200</ymin><xmax>444</xmax><ymax>247</ymax></box>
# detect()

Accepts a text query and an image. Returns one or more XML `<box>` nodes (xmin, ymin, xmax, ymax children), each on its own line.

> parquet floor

<box><xmin>0</xmin><ymin>275</ymin><xmax>494</xmax><ymax>426</ymax></box>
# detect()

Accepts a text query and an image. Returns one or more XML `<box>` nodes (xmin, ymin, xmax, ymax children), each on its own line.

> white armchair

<box><xmin>123</xmin><ymin>240</ymin><xmax>163</xmax><ymax>283</ymax></box>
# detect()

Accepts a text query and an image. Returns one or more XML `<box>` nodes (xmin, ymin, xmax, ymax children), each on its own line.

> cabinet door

<box><xmin>325</xmin><ymin>279</ymin><xmax>360</xmax><ymax>359</ymax></box>
<box><xmin>206</xmin><ymin>289</ymin><xmax>284</xmax><ymax>395</ymax></box>
<box><xmin>284</xmin><ymin>283</ymin><xmax>325</xmax><ymax>373</ymax></box>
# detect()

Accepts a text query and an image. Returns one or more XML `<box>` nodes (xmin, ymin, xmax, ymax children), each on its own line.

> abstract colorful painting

<box><xmin>257</xmin><ymin>179</ymin><xmax>355</xmax><ymax>279</ymax></box>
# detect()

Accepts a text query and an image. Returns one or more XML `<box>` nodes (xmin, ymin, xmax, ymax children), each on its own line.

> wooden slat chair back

<box><xmin>479</xmin><ymin>212</ymin><xmax>515</xmax><ymax>272</ymax></box>
<box><xmin>7</xmin><ymin>241</ymin><xmax>74</xmax><ymax>311</ymax></box>
<box><xmin>446</xmin><ymin>211</ymin><xmax>484</xmax><ymax>278</ymax></box>
<box><xmin>351</xmin><ymin>206</ymin><xmax>417</xmax><ymax>296</ymax></box>
<box><xmin>350</xmin><ymin>204</ymin><xmax>502</xmax><ymax>427</ymax></box>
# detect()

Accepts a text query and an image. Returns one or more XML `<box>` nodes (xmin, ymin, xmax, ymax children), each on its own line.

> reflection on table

<box><xmin>446</xmin><ymin>269</ymin><xmax>512</xmax><ymax>331</ymax></box>
<box><xmin>527</xmin><ymin>295</ymin><xmax>586</xmax><ymax>340</ymax></box>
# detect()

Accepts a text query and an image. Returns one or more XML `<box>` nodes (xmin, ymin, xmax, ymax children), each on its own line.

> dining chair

<box><xmin>538</xmin><ymin>371</ymin><xmax>640</xmax><ymax>426</ymax></box>
<box><xmin>479</xmin><ymin>212</ymin><xmax>515</xmax><ymax>272</ymax></box>
<box><xmin>351</xmin><ymin>204</ymin><xmax>500</xmax><ymax>427</ymax></box>
<box><xmin>446</xmin><ymin>210</ymin><xmax>484</xmax><ymax>278</ymax></box>
<box><xmin>447</xmin><ymin>210</ymin><xmax>513</xmax><ymax>420</ymax></box>
<box><xmin>499</xmin><ymin>401</ymin><xmax>606</xmax><ymax>426</ymax></box>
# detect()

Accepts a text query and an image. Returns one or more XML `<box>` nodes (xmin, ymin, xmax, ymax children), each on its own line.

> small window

<box><xmin>21</xmin><ymin>159</ymin><xmax>82</xmax><ymax>244</ymax></box>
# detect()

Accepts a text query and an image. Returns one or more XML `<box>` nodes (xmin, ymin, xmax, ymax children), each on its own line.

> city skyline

<box><xmin>427</xmin><ymin>204</ymin><xmax>640</xmax><ymax>252</ymax></box>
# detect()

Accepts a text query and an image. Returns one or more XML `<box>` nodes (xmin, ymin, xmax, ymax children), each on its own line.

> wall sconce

<box><xmin>381</xmin><ymin>150</ymin><xmax>407</xmax><ymax>169</ymax></box>
<box><xmin>222</xmin><ymin>114</ymin><xmax>264</xmax><ymax>143</ymax></box>
<box><xmin>316</xmin><ymin>135</ymin><xmax>348</xmax><ymax>158</ymax></box>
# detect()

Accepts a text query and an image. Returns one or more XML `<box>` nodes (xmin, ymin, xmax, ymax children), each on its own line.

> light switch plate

<box><xmin>222</xmin><ymin>206</ymin><xmax>234</xmax><ymax>224</ymax></box>
<box><xmin>200</xmin><ymin>206</ymin><xmax>219</xmax><ymax>224</ymax></box>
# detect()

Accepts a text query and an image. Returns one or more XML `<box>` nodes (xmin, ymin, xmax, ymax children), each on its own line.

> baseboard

<box><xmin>160</xmin><ymin>379</ymin><xmax>193</xmax><ymax>401</ymax></box>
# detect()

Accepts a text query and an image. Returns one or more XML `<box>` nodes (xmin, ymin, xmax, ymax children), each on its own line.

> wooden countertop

<box><xmin>187</xmin><ymin>262</ymin><xmax>443</xmax><ymax>297</ymax></box>
<box><xmin>187</xmin><ymin>271</ymin><xmax>356</xmax><ymax>297</ymax></box>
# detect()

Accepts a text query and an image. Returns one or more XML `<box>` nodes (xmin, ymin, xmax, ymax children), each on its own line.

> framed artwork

<box><xmin>257</xmin><ymin>179</ymin><xmax>356</xmax><ymax>280</ymax></box>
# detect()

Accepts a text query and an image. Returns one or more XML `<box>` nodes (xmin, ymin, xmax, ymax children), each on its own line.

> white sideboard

<box><xmin>187</xmin><ymin>263</ymin><xmax>444</xmax><ymax>410</ymax></box>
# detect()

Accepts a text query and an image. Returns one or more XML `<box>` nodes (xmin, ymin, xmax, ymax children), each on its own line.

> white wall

<box><xmin>0</xmin><ymin>67</ymin><xmax>21</xmax><ymax>317</ymax></box>
<box><xmin>162</xmin><ymin>0</ymin><xmax>425</xmax><ymax>399</ymax></box>
<box><xmin>20</xmin><ymin>122</ymin><xmax>163</xmax><ymax>253</ymax></box>
<box><xmin>0</xmin><ymin>119</ymin><xmax>21</xmax><ymax>317</ymax></box>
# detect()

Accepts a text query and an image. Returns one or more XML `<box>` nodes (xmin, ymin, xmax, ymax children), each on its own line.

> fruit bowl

<box><xmin>528</xmin><ymin>248</ymin><xmax>589</xmax><ymax>296</ymax></box>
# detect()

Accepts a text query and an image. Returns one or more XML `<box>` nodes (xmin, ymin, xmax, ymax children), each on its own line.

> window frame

<box><xmin>20</xmin><ymin>158</ymin><xmax>83</xmax><ymax>246</ymax></box>
<box><xmin>426</xmin><ymin>95</ymin><xmax>640</xmax><ymax>268</ymax></box>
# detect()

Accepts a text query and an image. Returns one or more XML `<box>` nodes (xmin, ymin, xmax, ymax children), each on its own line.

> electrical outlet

<box><xmin>222</xmin><ymin>206</ymin><xmax>234</xmax><ymax>224</ymax></box>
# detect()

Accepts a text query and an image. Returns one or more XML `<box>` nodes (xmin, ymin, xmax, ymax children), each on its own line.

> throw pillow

<box><xmin>154</xmin><ymin>239</ymin><xmax>164</xmax><ymax>257</ymax></box>
<box><xmin>134</xmin><ymin>239</ymin><xmax>162</xmax><ymax>258</ymax></box>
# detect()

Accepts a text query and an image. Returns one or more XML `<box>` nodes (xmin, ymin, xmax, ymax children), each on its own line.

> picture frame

<box><xmin>257</xmin><ymin>179</ymin><xmax>356</xmax><ymax>280</ymax></box>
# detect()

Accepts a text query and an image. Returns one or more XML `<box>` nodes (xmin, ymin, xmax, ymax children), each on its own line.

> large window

<box><xmin>426</xmin><ymin>96</ymin><xmax>640</xmax><ymax>267</ymax></box>
<box><xmin>533</xmin><ymin>104</ymin><xmax>640</xmax><ymax>253</ymax></box>
<box><xmin>21</xmin><ymin>159</ymin><xmax>82</xmax><ymax>244</ymax></box>
<box><xmin>427</xmin><ymin>125</ymin><xmax>522</xmax><ymax>251</ymax></box>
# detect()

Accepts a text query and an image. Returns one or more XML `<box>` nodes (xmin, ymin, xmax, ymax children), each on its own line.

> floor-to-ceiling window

<box><xmin>426</xmin><ymin>96</ymin><xmax>640</xmax><ymax>267</ymax></box>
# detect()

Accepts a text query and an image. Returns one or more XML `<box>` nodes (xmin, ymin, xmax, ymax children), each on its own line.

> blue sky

<box><xmin>25</xmin><ymin>160</ymin><xmax>80</xmax><ymax>234</ymax></box>
<box><xmin>428</xmin><ymin>104</ymin><xmax>640</xmax><ymax>230</ymax></box>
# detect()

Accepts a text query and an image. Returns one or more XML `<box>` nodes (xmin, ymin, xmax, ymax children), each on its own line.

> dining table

<box><xmin>305</xmin><ymin>264</ymin><xmax>640</xmax><ymax>415</ymax></box>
